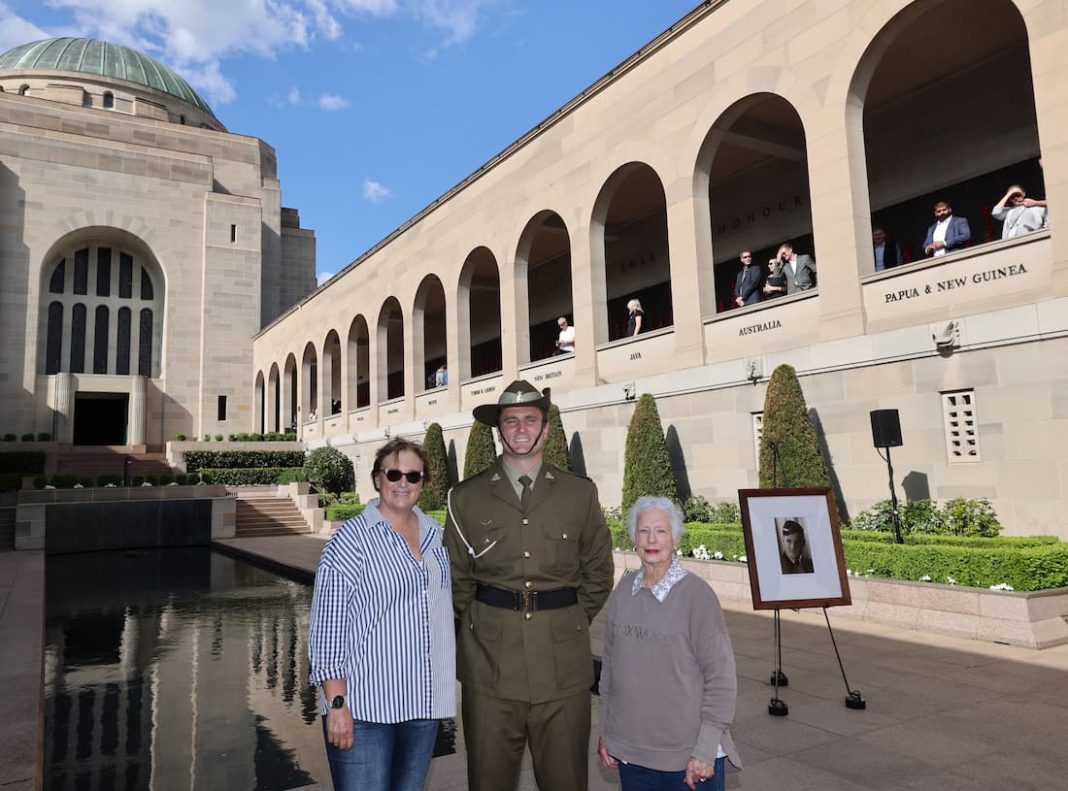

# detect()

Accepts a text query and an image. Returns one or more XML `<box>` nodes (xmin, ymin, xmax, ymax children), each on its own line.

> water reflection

<box><xmin>43</xmin><ymin>548</ymin><xmax>454</xmax><ymax>791</ymax></box>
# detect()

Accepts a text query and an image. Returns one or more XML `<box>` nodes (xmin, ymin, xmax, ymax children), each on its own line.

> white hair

<box><xmin>626</xmin><ymin>495</ymin><xmax>684</xmax><ymax>543</ymax></box>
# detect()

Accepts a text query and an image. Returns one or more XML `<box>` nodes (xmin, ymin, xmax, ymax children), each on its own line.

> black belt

<box><xmin>475</xmin><ymin>584</ymin><xmax>578</xmax><ymax>612</ymax></box>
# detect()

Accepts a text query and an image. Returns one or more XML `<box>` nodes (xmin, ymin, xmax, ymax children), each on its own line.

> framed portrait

<box><xmin>738</xmin><ymin>487</ymin><xmax>851</xmax><ymax>610</ymax></box>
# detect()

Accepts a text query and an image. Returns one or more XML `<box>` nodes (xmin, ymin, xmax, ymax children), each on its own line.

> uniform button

<box><xmin>523</xmin><ymin>551</ymin><xmax>531</xmax><ymax>559</ymax></box>
<box><xmin>524</xmin><ymin>613</ymin><xmax>532</xmax><ymax>621</ymax></box>
<box><xmin>561</xmin><ymin>533</ymin><xmax>568</xmax><ymax>540</ymax></box>
<box><xmin>524</xmin><ymin>580</ymin><xmax>533</xmax><ymax>589</ymax></box>
<box><xmin>522</xmin><ymin>518</ymin><xmax>529</xmax><ymax>525</ymax></box>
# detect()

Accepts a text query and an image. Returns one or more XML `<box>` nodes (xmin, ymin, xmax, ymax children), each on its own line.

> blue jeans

<box><xmin>321</xmin><ymin>717</ymin><xmax>438</xmax><ymax>791</ymax></box>
<box><xmin>618</xmin><ymin>756</ymin><xmax>726</xmax><ymax>791</ymax></box>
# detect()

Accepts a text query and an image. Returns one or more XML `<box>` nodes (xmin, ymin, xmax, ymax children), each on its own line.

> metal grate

<box><xmin>942</xmin><ymin>390</ymin><xmax>980</xmax><ymax>462</ymax></box>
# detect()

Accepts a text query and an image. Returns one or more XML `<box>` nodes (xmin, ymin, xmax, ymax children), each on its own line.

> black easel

<box><xmin>768</xmin><ymin>443</ymin><xmax>789</xmax><ymax>716</ymax></box>
<box><xmin>765</xmin><ymin>443</ymin><xmax>865</xmax><ymax>715</ymax></box>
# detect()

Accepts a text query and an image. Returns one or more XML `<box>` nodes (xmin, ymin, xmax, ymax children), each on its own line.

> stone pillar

<box><xmin>129</xmin><ymin>375</ymin><xmax>146</xmax><ymax>445</ymax></box>
<box><xmin>50</xmin><ymin>372</ymin><xmax>73</xmax><ymax>443</ymax></box>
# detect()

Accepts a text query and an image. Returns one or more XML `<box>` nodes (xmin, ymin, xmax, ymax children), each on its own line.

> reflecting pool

<box><xmin>43</xmin><ymin>548</ymin><xmax>455</xmax><ymax>791</ymax></box>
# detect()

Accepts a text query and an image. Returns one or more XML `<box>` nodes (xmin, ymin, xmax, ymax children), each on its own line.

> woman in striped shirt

<box><xmin>308</xmin><ymin>438</ymin><xmax>455</xmax><ymax>791</ymax></box>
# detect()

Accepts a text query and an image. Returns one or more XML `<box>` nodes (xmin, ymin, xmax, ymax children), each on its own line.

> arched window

<box><xmin>49</xmin><ymin>260</ymin><xmax>65</xmax><ymax>294</ymax></box>
<box><xmin>102</xmin><ymin>91</ymin><xmax>114</xmax><ymax>108</ymax></box>
<box><xmin>45</xmin><ymin>302</ymin><xmax>63</xmax><ymax>375</ymax></box>
<box><xmin>93</xmin><ymin>306</ymin><xmax>109</xmax><ymax>373</ymax></box>
<box><xmin>73</xmin><ymin>249</ymin><xmax>88</xmax><ymax>295</ymax></box>
<box><xmin>140</xmin><ymin>267</ymin><xmax>154</xmax><ymax>300</ymax></box>
<box><xmin>119</xmin><ymin>253</ymin><xmax>133</xmax><ymax>298</ymax></box>
<box><xmin>116</xmin><ymin>307</ymin><xmax>131</xmax><ymax>375</ymax></box>
<box><xmin>138</xmin><ymin>309</ymin><xmax>153</xmax><ymax>376</ymax></box>
<box><xmin>70</xmin><ymin>304</ymin><xmax>86</xmax><ymax>373</ymax></box>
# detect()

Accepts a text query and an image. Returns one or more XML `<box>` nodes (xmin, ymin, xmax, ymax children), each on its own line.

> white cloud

<box><xmin>0</xmin><ymin>3</ymin><xmax>51</xmax><ymax>52</ymax></box>
<box><xmin>6</xmin><ymin>1</ymin><xmax>511</xmax><ymax>104</ymax></box>
<box><xmin>362</xmin><ymin>178</ymin><xmax>391</xmax><ymax>203</ymax></box>
<box><xmin>316</xmin><ymin>93</ymin><xmax>350</xmax><ymax>110</ymax></box>
<box><xmin>317</xmin><ymin>270</ymin><xmax>335</xmax><ymax>286</ymax></box>
<box><xmin>287</xmin><ymin>86</ymin><xmax>303</xmax><ymax>106</ymax></box>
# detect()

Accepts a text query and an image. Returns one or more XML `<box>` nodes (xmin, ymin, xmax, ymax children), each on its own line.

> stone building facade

<box><xmin>252</xmin><ymin>0</ymin><xmax>1068</xmax><ymax>535</ymax></box>
<box><xmin>0</xmin><ymin>38</ymin><xmax>316</xmax><ymax>447</ymax></box>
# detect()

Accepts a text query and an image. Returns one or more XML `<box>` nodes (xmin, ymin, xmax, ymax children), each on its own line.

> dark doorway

<box><xmin>73</xmin><ymin>393</ymin><xmax>129</xmax><ymax>445</ymax></box>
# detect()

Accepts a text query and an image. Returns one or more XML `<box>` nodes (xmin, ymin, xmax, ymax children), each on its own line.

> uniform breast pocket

<box><xmin>542</xmin><ymin>522</ymin><xmax>581</xmax><ymax>575</ymax></box>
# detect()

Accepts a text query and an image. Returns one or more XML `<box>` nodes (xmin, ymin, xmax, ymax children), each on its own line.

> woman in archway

<box><xmin>626</xmin><ymin>298</ymin><xmax>644</xmax><ymax>337</ymax></box>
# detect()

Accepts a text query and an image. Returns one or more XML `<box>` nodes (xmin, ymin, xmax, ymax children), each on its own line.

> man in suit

<box><xmin>872</xmin><ymin>227</ymin><xmax>903</xmax><ymax>271</ymax></box>
<box><xmin>779</xmin><ymin>519</ymin><xmax>814</xmax><ymax>575</ymax></box>
<box><xmin>734</xmin><ymin>250</ymin><xmax>762</xmax><ymax>306</ymax></box>
<box><xmin>923</xmin><ymin>201</ymin><xmax>971</xmax><ymax>257</ymax></box>
<box><xmin>772</xmin><ymin>242</ymin><xmax>816</xmax><ymax>293</ymax></box>
<box><xmin>444</xmin><ymin>380</ymin><xmax>614</xmax><ymax>791</ymax></box>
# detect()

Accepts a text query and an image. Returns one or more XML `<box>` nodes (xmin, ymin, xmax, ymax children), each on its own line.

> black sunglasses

<box><xmin>381</xmin><ymin>469</ymin><xmax>423</xmax><ymax>484</ymax></box>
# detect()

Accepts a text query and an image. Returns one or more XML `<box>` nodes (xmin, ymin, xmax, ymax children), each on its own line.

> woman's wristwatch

<box><xmin>330</xmin><ymin>694</ymin><xmax>346</xmax><ymax>710</ymax></box>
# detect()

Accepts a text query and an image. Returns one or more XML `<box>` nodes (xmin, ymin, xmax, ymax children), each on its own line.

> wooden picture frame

<box><xmin>739</xmin><ymin>487</ymin><xmax>851</xmax><ymax>610</ymax></box>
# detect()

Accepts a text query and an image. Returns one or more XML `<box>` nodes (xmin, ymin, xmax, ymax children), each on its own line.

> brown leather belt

<box><xmin>475</xmin><ymin>584</ymin><xmax>578</xmax><ymax>612</ymax></box>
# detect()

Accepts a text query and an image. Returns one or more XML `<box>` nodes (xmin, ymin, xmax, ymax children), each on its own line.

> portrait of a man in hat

<box><xmin>778</xmin><ymin>518</ymin><xmax>815</xmax><ymax>575</ymax></box>
<box><xmin>443</xmin><ymin>379</ymin><xmax>614</xmax><ymax>791</ymax></box>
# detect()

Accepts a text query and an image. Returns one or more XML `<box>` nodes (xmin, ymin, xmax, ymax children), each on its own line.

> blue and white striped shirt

<box><xmin>308</xmin><ymin>500</ymin><xmax>455</xmax><ymax>721</ymax></box>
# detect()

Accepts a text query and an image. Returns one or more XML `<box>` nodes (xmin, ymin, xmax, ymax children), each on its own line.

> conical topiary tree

<box><xmin>759</xmin><ymin>364</ymin><xmax>832</xmax><ymax>490</ymax></box>
<box><xmin>621</xmin><ymin>393</ymin><xmax>678</xmax><ymax>512</ymax></box>
<box><xmin>463</xmin><ymin>420</ymin><xmax>498</xmax><ymax>480</ymax></box>
<box><xmin>418</xmin><ymin>422</ymin><xmax>452</xmax><ymax>511</ymax></box>
<box><xmin>543</xmin><ymin>404</ymin><xmax>573</xmax><ymax>471</ymax></box>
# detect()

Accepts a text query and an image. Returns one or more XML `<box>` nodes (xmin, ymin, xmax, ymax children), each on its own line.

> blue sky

<box><xmin>1</xmin><ymin>0</ymin><xmax>699</xmax><ymax>284</ymax></box>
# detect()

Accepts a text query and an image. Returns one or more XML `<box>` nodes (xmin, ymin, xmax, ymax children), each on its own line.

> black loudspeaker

<box><xmin>870</xmin><ymin>409</ymin><xmax>902</xmax><ymax>448</ymax></box>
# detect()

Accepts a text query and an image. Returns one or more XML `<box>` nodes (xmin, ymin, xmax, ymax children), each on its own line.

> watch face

<box><xmin>331</xmin><ymin>695</ymin><xmax>345</xmax><ymax>709</ymax></box>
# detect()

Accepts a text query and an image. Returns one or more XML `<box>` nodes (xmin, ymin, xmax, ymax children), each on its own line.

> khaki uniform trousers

<box><xmin>462</xmin><ymin>686</ymin><xmax>591</xmax><ymax>791</ymax></box>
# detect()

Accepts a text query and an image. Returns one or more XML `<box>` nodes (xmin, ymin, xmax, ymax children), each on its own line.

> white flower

<box><xmin>167</xmin><ymin>482</ymin><xmax>179</xmax><ymax>486</ymax></box>
<box><xmin>945</xmin><ymin>576</ymin><xmax>957</xmax><ymax>586</ymax></box>
<box><xmin>919</xmin><ymin>574</ymin><xmax>932</xmax><ymax>582</ymax></box>
<box><xmin>712</xmin><ymin>551</ymin><xmax>724</xmax><ymax>560</ymax></box>
<box><xmin>847</xmin><ymin>569</ymin><xmax>854</xmax><ymax>576</ymax></box>
<box><xmin>866</xmin><ymin>569</ymin><xmax>875</xmax><ymax>576</ymax></box>
<box><xmin>989</xmin><ymin>582</ymin><xmax>1015</xmax><ymax>592</ymax></box>
<box><xmin>73</xmin><ymin>483</ymin><xmax>84</xmax><ymax>489</ymax></box>
<box><xmin>105</xmin><ymin>483</ymin><xmax>117</xmax><ymax>488</ymax></box>
<box><xmin>141</xmin><ymin>482</ymin><xmax>153</xmax><ymax>487</ymax></box>
<box><xmin>692</xmin><ymin>545</ymin><xmax>710</xmax><ymax>560</ymax></box>
<box><xmin>738</xmin><ymin>555</ymin><xmax>748</xmax><ymax>563</ymax></box>
<box><xmin>44</xmin><ymin>484</ymin><xmax>56</xmax><ymax>490</ymax></box>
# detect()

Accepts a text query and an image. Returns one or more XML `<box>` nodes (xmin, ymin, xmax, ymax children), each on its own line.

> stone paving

<box><xmin>6</xmin><ymin>536</ymin><xmax>1068</xmax><ymax>790</ymax></box>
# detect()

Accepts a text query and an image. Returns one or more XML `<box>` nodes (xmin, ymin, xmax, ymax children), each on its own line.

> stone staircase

<box><xmin>234</xmin><ymin>495</ymin><xmax>312</xmax><ymax>537</ymax></box>
<box><xmin>0</xmin><ymin>507</ymin><xmax>14</xmax><ymax>552</ymax></box>
<box><xmin>54</xmin><ymin>447</ymin><xmax>172</xmax><ymax>480</ymax></box>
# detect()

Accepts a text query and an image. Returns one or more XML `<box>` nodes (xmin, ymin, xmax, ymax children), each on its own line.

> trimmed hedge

<box><xmin>759</xmin><ymin>364</ymin><xmax>832</xmax><ymax>492</ymax></box>
<box><xmin>0</xmin><ymin>452</ymin><xmax>46</xmax><ymax>474</ymax></box>
<box><xmin>543</xmin><ymin>404</ymin><xmax>573</xmax><ymax>471</ymax></box>
<box><xmin>621</xmin><ymin>393</ymin><xmax>677</xmax><ymax>512</ymax></box>
<box><xmin>464</xmin><ymin>421</ymin><xmax>497</xmax><ymax>479</ymax></box>
<box><xmin>609</xmin><ymin>523</ymin><xmax>1068</xmax><ymax>591</ymax></box>
<box><xmin>183</xmin><ymin>450</ymin><xmax>305</xmax><ymax>472</ymax></box>
<box><xmin>418</xmin><ymin>423</ymin><xmax>451</xmax><ymax>511</ymax></box>
<box><xmin>304</xmin><ymin>447</ymin><xmax>354</xmax><ymax>494</ymax></box>
<box><xmin>0</xmin><ymin>473</ymin><xmax>25</xmax><ymax>492</ymax></box>
<box><xmin>326</xmin><ymin>503</ymin><xmax>365</xmax><ymax>522</ymax></box>
<box><xmin>199</xmin><ymin>467</ymin><xmax>304</xmax><ymax>485</ymax></box>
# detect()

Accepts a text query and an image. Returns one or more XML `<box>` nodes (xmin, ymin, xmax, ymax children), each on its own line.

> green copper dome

<box><xmin>0</xmin><ymin>37</ymin><xmax>215</xmax><ymax>117</ymax></box>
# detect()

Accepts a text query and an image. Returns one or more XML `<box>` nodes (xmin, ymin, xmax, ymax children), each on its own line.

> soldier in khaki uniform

<box><xmin>445</xmin><ymin>380</ymin><xmax>614</xmax><ymax>791</ymax></box>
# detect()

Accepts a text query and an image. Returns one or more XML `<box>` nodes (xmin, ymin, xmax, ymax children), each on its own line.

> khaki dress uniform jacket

<box><xmin>444</xmin><ymin>459</ymin><xmax>615</xmax><ymax>703</ymax></box>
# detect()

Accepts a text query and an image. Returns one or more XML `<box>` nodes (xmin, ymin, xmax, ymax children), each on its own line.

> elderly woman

<box><xmin>308</xmin><ymin>438</ymin><xmax>454</xmax><ymax>791</ymax></box>
<box><xmin>597</xmin><ymin>496</ymin><xmax>741</xmax><ymax>790</ymax></box>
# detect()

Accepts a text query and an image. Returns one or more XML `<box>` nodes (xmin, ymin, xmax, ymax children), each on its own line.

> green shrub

<box><xmin>175</xmin><ymin>433</ymin><xmax>187</xmax><ymax>441</ymax></box>
<box><xmin>79</xmin><ymin>476</ymin><xmax>94</xmax><ymax>487</ymax></box>
<box><xmin>425</xmin><ymin>509</ymin><xmax>446</xmax><ymax>526</ymax></box>
<box><xmin>326</xmin><ymin>503</ymin><xmax>365</xmax><ymax>522</ymax></box>
<box><xmin>183</xmin><ymin>450</ymin><xmax>305</xmax><ymax>472</ymax></box>
<box><xmin>132</xmin><ymin>476</ymin><xmax>146</xmax><ymax>486</ymax></box>
<box><xmin>621</xmin><ymin>393</ymin><xmax>677</xmax><ymax>512</ymax></box>
<box><xmin>156</xmin><ymin>474</ymin><xmax>174</xmax><ymax>485</ymax></box>
<box><xmin>276</xmin><ymin>467</ymin><xmax>308</xmax><ymax>485</ymax></box>
<box><xmin>543</xmin><ymin>404</ymin><xmax>573</xmax><ymax>471</ymax></box>
<box><xmin>759</xmin><ymin>364</ymin><xmax>832</xmax><ymax>492</ymax></box>
<box><xmin>683</xmin><ymin>495</ymin><xmax>713</xmax><ymax>523</ymax></box>
<box><xmin>3</xmin><ymin>434</ymin><xmax>16</xmax><ymax>441</ymax></box>
<box><xmin>33</xmin><ymin>475</ymin><xmax>47</xmax><ymax>489</ymax></box>
<box><xmin>463</xmin><ymin>421</ymin><xmax>497</xmax><ymax>479</ymax></box>
<box><xmin>713</xmin><ymin>501</ymin><xmax>741</xmax><ymax>523</ymax></box>
<box><xmin>850</xmin><ymin>498</ymin><xmax>1001</xmax><ymax>537</ymax></box>
<box><xmin>49</xmin><ymin>474</ymin><xmax>79</xmax><ymax>488</ymax></box>
<box><xmin>203</xmin><ymin>434</ymin><xmax>211</xmax><ymax>441</ymax></box>
<box><xmin>304</xmin><ymin>447</ymin><xmax>354</xmax><ymax>494</ymax></box>
<box><xmin>419</xmin><ymin>423</ymin><xmax>452</xmax><ymax>511</ymax></box>
<box><xmin>0</xmin><ymin>452</ymin><xmax>46</xmax><ymax>474</ymax></box>
<box><xmin>20</xmin><ymin>433</ymin><xmax>34</xmax><ymax>442</ymax></box>
<box><xmin>96</xmin><ymin>474</ymin><xmax>122</xmax><ymax>487</ymax></box>
<box><xmin>175</xmin><ymin>473</ymin><xmax>198</xmax><ymax>485</ymax></box>
<box><xmin>37</xmin><ymin>432</ymin><xmax>52</xmax><ymax>442</ymax></box>
<box><xmin>199</xmin><ymin>467</ymin><xmax>304</xmax><ymax>485</ymax></box>
<box><xmin>214</xmin><ymin>434</ymin><xmax>224</xmax><ymax>441</ymax></box>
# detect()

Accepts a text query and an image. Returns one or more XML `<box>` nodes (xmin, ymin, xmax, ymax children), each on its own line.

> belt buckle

<box><xmin>521</xmin><ymin>590</ymin><xmax>535</xmax><ymax>612</ymax></box>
